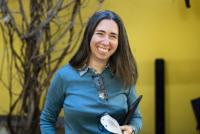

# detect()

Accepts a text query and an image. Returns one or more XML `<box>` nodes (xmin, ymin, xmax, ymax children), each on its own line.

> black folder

<box><xmin>123</xmin><ymin>95</ymin><xmax>143</xmax><ymax>125</ymax></box>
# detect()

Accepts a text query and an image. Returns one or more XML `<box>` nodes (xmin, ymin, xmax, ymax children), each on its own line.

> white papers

<box><xmin>100</xmin><ymin>114</ymin><xmax>122</xmax><ymax>134</ymax></box>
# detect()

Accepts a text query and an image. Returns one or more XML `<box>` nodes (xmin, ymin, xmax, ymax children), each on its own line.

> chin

<box><xmin>97</xmin><ymin>56</ymin><xmax>110</xmax><ymax>62</ymax></box>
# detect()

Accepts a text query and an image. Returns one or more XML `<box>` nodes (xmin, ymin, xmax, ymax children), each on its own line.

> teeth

<box><xmin>98</xmin><ymin>47</ymin><xmax>109</xmax><ymax>53</ymax></box>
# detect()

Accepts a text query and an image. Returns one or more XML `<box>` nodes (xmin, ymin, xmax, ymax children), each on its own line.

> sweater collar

<box><xmin>78</xmin><ymin>64</ymin><xmax>113</xmax><ymax>76</ymax></box>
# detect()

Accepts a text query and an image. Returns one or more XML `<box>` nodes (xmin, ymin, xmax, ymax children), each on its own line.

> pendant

<box><xmin>99</xmin><ymin>90</ymin><xmax>108</xmax><ymax>100</ymax></box>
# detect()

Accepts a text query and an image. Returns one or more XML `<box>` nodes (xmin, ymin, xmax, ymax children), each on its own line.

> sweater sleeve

<box><xmin>40</xmin><ymin>71</ymin><xmax>65</xmax><ymax>134</ymax></box>
<box><xmin>127</xmin><ymin>86</ymin><xmax>142</xmax><ymax>134</ymax></box>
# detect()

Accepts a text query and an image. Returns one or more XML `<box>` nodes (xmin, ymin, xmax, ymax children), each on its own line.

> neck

<box><xmin>88</xmin><ymin>58</ymin><xmax>107</xmax><ymax>74</ymax></box>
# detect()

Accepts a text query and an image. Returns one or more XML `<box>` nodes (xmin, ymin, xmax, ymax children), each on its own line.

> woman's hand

<box><xmin>120</xmin><ymin>125</ymin><xmax>134</xmax><ymax>134</ymax></box>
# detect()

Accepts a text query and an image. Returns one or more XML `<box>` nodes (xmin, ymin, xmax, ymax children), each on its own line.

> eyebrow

<box><xmin>95</xmin><ymin>30</ymin><xmax>118</xmax><ymax>36</ymax></box>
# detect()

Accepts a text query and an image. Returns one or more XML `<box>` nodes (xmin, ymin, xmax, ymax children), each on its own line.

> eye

<box><xmin>110</xmin><ymin>35</ymin><xmax>118</xmax><ymax>39</ymax></box>
<box><xmin>96</xmin><ymin>32</ymin><xmax>104</xmax><ymax>36</ymax></box>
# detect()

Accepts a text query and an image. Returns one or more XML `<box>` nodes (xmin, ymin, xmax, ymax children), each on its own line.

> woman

<box><xmin>40</xmin><ymin>10</ymin><xmax>142</xmax><ymax>134</ymax></box>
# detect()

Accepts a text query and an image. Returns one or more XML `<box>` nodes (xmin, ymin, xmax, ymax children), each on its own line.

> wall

<box><xmin>100</xmin><ymin>0</ymin><xmax>200</xmax><ymax>134</ymax></box>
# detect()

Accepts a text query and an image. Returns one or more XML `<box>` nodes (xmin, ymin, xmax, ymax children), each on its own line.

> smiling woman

<box><xmin>89</xmin><ymin>19</ymin><xmax>119</xmax><ymax>73</ymax></box>
<box><xmin>40</xmin><ymin>10</ymin><xmax>142</xmax><ymax>134</ymax></box>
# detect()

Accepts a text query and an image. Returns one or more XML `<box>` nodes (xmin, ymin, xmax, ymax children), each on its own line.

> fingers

<box><xmin>120</xmin><ymin>125</ymin><xmax>133</xmax><ymax>134</ymax></box>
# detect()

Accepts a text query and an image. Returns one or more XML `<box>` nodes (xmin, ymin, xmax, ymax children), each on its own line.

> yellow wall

<box><xmin>1</xmin><ymin>1</ymin><xmax>200</xmax><ymax>134</ymax></box>
<box><xmin>100</xmin><ymin>0</ymin><xmax>200</xmax><ymax>134</ymax></box>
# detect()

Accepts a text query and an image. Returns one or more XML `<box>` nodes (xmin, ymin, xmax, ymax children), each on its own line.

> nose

<box><xmin>101</xmin><ymin>37</ymin><xmax>109</xmax><ymax>46</ymax></box>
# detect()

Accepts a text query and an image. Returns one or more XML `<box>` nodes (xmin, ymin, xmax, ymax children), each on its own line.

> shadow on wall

<box><xmin>191</xmin><ymin>97</ymin><xmax>200</xmax><ymax>132</ymax></box>
<box><xmin>177</xmin><ymin>0</ymin><xmax>200</xmax><ymax>20</ymax></box>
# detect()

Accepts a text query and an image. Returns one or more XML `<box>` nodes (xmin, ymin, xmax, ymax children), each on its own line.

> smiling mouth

<box><xmin>98</xmin><ymin>47</ymin><xmax>109</xmax><ymax>53</ymax></box>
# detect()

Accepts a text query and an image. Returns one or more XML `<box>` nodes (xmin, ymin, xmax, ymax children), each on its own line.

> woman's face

<box><xmin>89</xmin><ymin>19</ymin><xmax>119</xmax><ymax>64</ymax></box>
